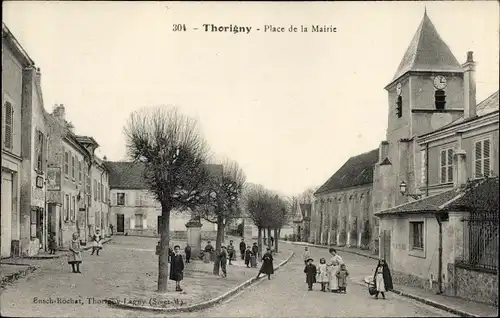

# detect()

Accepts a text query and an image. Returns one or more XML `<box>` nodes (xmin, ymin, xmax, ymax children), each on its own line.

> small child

<box><xmin>67</xmin><ymin>233</ymin><xmax>82</xmax><ymax>273</ymax></box>
<box><xmin>90</xmin><ymin>228</ymin><xmax>102</xmax><ymax>256</ymax></box>
<box><xmin>317</xmin><ymin>258</ymin><xmax>329</xmax><ymax>292</ymax></box>
<box><xmin>48</xmin><ymin>232</ymin><xmax>57</xmax><ymax>254</ymax></box>
<box><xmin>303</xmin><ymin>258</ymin><xmax>317</xmax><ymax>291</ymax></box>
<box><xmin>244</xmin><ymin>246</ymin><xmax>252</xmax><ymax>268</ymax></box>
<box><xmin>184</xmin><ymin>244</ymin><xmax>192</xmax><ymax>263</ymax></box>
<box><xmin>336</xmin><ymin>263</ymin><xmax>349</xmax><ymax>293</ymax></box>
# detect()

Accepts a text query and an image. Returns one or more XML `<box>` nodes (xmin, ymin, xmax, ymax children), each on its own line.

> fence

<box><xmin>461</xmin><ymin>211</ymin><xmax>499</xmax><ymax>272</ymax></box>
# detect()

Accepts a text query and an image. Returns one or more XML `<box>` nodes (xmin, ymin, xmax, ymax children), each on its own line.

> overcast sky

<box><xmin>3</xmin><ymin>1</ymin><xmax>499</xmax><ymax>196</ymax></box>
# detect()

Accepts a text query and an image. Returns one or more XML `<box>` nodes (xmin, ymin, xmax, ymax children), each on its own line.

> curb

<box><xmin>106</xmin><ymin>251</ymin><xmax>295</xmax><ymax>313</ymax></box>
<box><xmin>281</xmin><ymin>240</ymin><xmax>379</xmax><ymax>260</ymax></box>
<box><xmin>352</xmin><ymin>278</ymin><xmax>482</xmax><ymax>318</ymax></box>
<box><xmin>1</xmin><ymin>265</ymin><xmax>38</xmax><ymax>289</ymax></box>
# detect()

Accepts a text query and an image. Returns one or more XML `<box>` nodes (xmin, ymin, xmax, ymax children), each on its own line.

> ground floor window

<box><xmin>409</xmin><ymin>221</ymin><xmax>424</xmax><ymax>249</ymax></box>
<box><xmin>134</xmin><ymin>214</ymin><xmax>144</xmax><ymax>229</ymax></box>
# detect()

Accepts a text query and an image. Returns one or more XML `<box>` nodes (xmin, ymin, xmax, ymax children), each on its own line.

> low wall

<box><xmin>450</xmin><ymin>263</ymin><xmax>498</xmax><ymax>306</ymax></box>
<box><xmin>392</xmin><ymin>270</ymin><xmax>440</xmax><ymax>294</ymax></box>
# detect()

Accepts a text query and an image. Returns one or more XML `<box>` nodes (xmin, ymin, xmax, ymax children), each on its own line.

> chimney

<box><xmin>35</xmin><ymin>67</ymin><xmax>42</xmax><ymax>87</ymax></box>
<box><xmin>462</xmin><ymin>51</ymin><xmax>477</xmax><ymax>118</ymax></box>
<box><xmin>52</xmin><ymin>104</ymin><xmax>66</xmax><ymax>122</ymax></box>
<box><xmin>454</xmin><ymin>149</ymin><xmax>468</xmax><ymax>188</ymax></box>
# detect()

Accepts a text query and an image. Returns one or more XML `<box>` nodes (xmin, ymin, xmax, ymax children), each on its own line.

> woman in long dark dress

<box><xmin>257</xmin><ymin>247</ymin><xmax>274</xmax><ymax>280</ymax></box>
<box><xmin>372</xmin><ymin>259</ymin><xmax>393</xmax><ymax>299</ymax></box>
<box><xmin>170</xmin><ymin>245</ymin><xmax>185</xmax><ymax>292</ymax></box>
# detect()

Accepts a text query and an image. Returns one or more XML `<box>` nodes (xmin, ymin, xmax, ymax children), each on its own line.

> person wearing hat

<box><xmin>257</xmin><ymin>247</ymin><xmax>274</xmax><ymax>280</ymax></box>
<box><xmin>304</xmin><ymin>258</ymin><xmax>317</xmax><ymax>291</ymax></box>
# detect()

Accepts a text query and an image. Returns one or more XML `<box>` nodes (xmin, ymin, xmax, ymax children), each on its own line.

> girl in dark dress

<box><xmin>170</xmin><ymin>245</ymin><xmax>185</xmax><ymax>292</ymax></box>
<box><xmin>372</xmin><ymin>259</ymin><xmax>393</xmax><ymax>299</ymax></box>
<box><xmin>244</xmin><ymin>247</ymin><xmax>252</xmax><ymax>267</ymax></box>
<box><xmin>304</xmin><ymin>258</ymin><xmax>317</xmax><ymax>291</ymax></box>
<box><xmin>257</xmin><ymin>247</ymin><xmax>274</xmax><ymax>280</ymax></box>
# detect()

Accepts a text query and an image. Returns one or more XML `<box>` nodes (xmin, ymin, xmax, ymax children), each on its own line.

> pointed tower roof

<box><xmin>293</xmin><ymin>200</ymin><xmax>304</xmax><ymax>223</ymax></box>
<box><xmin>388</xmin><ymin>11</ymin><xmax>463</xmax><ymax>86</ymax></box>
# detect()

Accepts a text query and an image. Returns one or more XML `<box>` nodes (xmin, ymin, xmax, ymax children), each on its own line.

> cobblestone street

<box><xmin>1</xmin><ymin>237</ymin><xmax>458</xmax><ymax>317</ymax></box>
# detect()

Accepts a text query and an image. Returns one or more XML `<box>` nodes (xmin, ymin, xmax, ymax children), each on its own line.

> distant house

<box><xmin>292</xmin><ymin>201</ymin><xmax>311</xmax><ymax>241</ymax></box>
<box><xmin>106</xmin><ymin>161</ymin><xmax>217</xmax><ymax>239</ymax></box>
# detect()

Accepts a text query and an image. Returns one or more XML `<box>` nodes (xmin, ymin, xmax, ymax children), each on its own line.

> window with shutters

<box><xmin>35</xmin><ymin>130</ymin><xmax>44</xmax><ymax>172</ymax></box>
<box><xmin>94</xmin><ymin>179</ymin><xmax>98</xmax><ymax>200</ymax></box>
<box><xmin>71</xmin><ymin>196</ymin><xmax>76</xmax><ymax>221</ymax></box>
<box><xmin>117</xmin><ymin>193</ymin><xmax>125</xmax><ymax>206</ymax></box>
<box><xmin>474</xmin><ymin>138</ymin><xmax>492</xmax><ymax>178</ymax></box>
<box><xmin>3</xmin><ymin>101</ymin><xmax>14</xmax><ymax>150</ymax></box>
<box><xmin>98</xmin><ymin>182</ymin><xmax>102</xmax><ymax>202</ymax></box>
<box><xmin>71</xmin><ymin>156</ymin><xmax>76</xmax><ymax>180</ymax></box>
<box><xmin>440</xmin><ymin>148</ymin><xmax>454</xmax><ymax>184</ymax></box>
<box><xmin>64</xmin><ymin>152</ymin><xmax>69</xmax><ymax>177</ymax></box>
<box><xmin>65</xmin><ymin>194</ymin><xmax>70</xmax><ymax>221</ymax></box>
<box><xmin>410</xmin><ymin>221</ymin><xmax>424</xmax><ymax>250</ymax></box>
<box><xmin>78</xmin><ymin>161</ymin><xmax>82</xmax><ymax>183</ymax></box>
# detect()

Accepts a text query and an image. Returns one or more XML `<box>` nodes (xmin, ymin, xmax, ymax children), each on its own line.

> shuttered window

<box><xmin>35</xmin><ymin>130</ymin><xmax>44</xmax><ymax>171</ymax></box>
<box><xmin>94</xmin><ymin>179</ymin><xmax>98</xmax><ymax>200</ymax></box>
<box><xmin>3</xmin><ymin>102</ymin><xmax>14</xmax><ymax>150</ymax></box>
<box><xmin>440</xmin><ymin>148</ymin><xmax>454</xmax><ymax>184</ymax></box>
<box><xmin>71</xmin><ymin>156</ymin><xmax>76</xmax><ymax>180</ymax></box>
<box><xmin>64</xmin><ymin>152</ymin><xmax>69</xmax><ymax>176</ymax></box>
<box><xmin>474</xmin><ymin>139</ymin><xmax>491</xmax><ymax>178</ymax></box>
<box><xmin>78</xmin><ymin>161</ymin><xmax>82</xmax><ymax>183</ymax></box>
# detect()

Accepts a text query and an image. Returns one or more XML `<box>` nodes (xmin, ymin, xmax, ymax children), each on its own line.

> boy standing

<box><xmin>304</xmin><ymin>258</ymin><xmax>317</xmax><ymax>291</ymax></box>
<box><xmin>170</xmin><ymin>245</ymin><xmax>185</xmax><ymax>292</ymax></box>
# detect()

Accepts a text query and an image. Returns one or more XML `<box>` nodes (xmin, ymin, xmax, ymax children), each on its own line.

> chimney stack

<box><xmin>379</xmin><ymin>141</ymin><xmax>389</xmax><ymax>162</ymax></box>
<box><xmin>462</xmin><ymin>51</ymin><xmax>477</xmax><ymax>118</ymax></box>
<box><xmin>52</xmin><ymin>104</ymin><xmax>66</xmax><ymax>122</ymax></box>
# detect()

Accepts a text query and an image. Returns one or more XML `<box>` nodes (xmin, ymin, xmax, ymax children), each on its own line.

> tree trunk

<box><xmin>267</xmin><ymin>228</ymin><xmax>272</xmax><ymax>247</ymax></box>
<box><xmin>213</xmin><ymin>215</ymin><xmax>224</xmax><ymax>276</ymax></box>
<box><xmin>263</xmin><ymin>228</ymin><xmax>266</xmax><ymax>246</ymax></box>
<box><xmin>257</xmin><ymin>226</ymin><xmax>262</xmax><ymax>261</ymax></box>
<box><xmin>157</xmin><ymin>203</ymin><xmax>171</xmax><ymax>293</ymax></box>
<box><xmin>274</xmin><ymin>228</ymin><xmax>279</xmax><ymax>253</ymax></box>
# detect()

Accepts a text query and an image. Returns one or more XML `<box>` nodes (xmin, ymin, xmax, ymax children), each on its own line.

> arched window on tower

<box><xmin>396</xmin><ymin>96</ymin><xmax>402</xmax><ymax>118</ymax></box>
<box><xmin>435</xmin><ymin>89</ymin><xmax>446</xmax><ymax>111</ymax></box>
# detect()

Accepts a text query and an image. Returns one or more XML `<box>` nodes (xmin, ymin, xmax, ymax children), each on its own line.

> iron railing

<box><xmin>461</xmin><ymin>212</ymin><xmax>498</xmax><ymax>272</ymax></box>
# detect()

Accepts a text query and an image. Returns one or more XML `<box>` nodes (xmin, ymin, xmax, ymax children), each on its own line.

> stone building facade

<box><xmin>313</xmin><ymin>149</ymin><xmax>378</xmax><ymax>251</ymax></box>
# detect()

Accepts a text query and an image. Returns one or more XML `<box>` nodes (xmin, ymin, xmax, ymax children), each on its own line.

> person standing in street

<box><xmin>239</xmin><ymin>238</ymin><xmax>246</xmax><ymax>260</ymax></box>
<box><xmin>304</xmin><ymin>258</ymin><xmax>317</xmax><ymax>291</ymax></box>
<box><xmin>270</xmin><ymin>236</ymin><xmax>274</xmax><ymax>247</ymax></box>
<box><xmin>327</xmin><ymin>248</ymin><xmax>343</xmax><ymax>293</ymax></box>
<box><xmin>257</xmin><ymin>247</ymin><xmax>274</xmax><ymax>280</ymax></box>
<box><xmin>302</xmin><ymin>247</ymin><xmax>311</xmax><ymax>265</ymax></box>
<box><xmin>203</xmin><ymin>241</ymin><xmax>214</xmax><ymax>263</ymax></box>
<box><xmin>317</xmin><ymin>258</ymin><xmax>329</xmax><ymax>292</ymax></box>
<box><xmin>170</xmin><ymin>245</ymin><xmax>185</xmax><ymax>292</ymax></box>
<box><xmin>244</xmin><ymin>246</ymin><xmax>252</xmax><ymax>267</ymax></box>
<box><xmin>227</xmin><ymin>240</ymin><xmax>235</xmax><ymax>265</ymax></box>
<box><xmin>336</xmin><ymin>263</ymin><xmax>349</xmax><ymax>293</ymax></box>
<box><xmin>48</xmin><ymin>232</ymin><xmax>57</xmax><ymax>254</ymax></box>
<box><xmin>184</xmin><ymin>244</ymin><xmax>192</xmax><ymax>263</ymax></box>
<box><xmin>219</xmin><ymin>246</ymin><xmax>228</xmax><ymax>277</ymax></box>
<box><xmin>68</xmin><ymin>233</ymin><xmax>82</xmax><ymax>273</ymax></box>
<box><xmin>373</xmin><ymin>259</ymin><xmax>393</xmax><ymax>299</ymax></box>
<box><xmin>109</xmin><ymin>224</ymin><xmax>114</xmax><ymax>236</ymax></box>
<box><xmin>91</xmin><ymin>228</ymin><xmax>102</xmax><ymax>256</ymax></box>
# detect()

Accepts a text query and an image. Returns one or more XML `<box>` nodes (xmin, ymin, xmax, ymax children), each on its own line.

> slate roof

<box><xmin>375</xmin><ymin>177</ymin><xmax>499</xmax><ymax>216</ymax></box>
<box><xmin>315</xmin><ymin>148</ymin><xmax>379</xmax><ymax>195</ymax></box>
<box><xmin>105</xmin><ymin>161</ymin><xmax>148</xmax><ymax>189</ymax></box>
<box><xmin>389</xmin><ymin>11</ymin><xmax>462</xmax><ymax>85</ymax></box>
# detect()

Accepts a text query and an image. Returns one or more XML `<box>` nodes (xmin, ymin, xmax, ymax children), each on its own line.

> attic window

<box><xmin>435</xmin><ymin>89</ymin><xmax>446</xmax><ymax>110</ymax></box>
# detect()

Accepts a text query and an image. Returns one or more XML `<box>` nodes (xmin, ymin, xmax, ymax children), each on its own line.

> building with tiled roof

<box><xmin>106</xmin><ymin>161</ymin><xmax>217</xmax><ymax>239</ymax></box>
<box><xmin>309</xmin><ymin>10</ymin><xmax>499</xmax><ymax>305</ymax></box>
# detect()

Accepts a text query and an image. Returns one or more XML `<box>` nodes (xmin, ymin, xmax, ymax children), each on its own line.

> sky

<box><xmin>3</xmin><ymin>1</ymin><xmax>499</xmax><ymax>197</ymax></box>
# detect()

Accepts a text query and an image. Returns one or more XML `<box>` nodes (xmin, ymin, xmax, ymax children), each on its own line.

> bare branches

<box><xmin>123</xmin><ymin>106</ymin><xmax>211</xmax><ymax>211</ymax></box>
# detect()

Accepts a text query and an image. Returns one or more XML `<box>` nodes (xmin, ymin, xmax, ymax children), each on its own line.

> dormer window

<box><xmin>435</xmin><ymin>89</ymin><xmax>446</xmax><ymax>110</ymax></box>
<box><xmin>396</xmin><ymin>96</ymin><xmax>402</xmax><ymax>118</ymax></box>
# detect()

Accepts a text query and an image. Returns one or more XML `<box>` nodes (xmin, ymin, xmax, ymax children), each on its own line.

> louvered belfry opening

<box><xmin>435</xmin><ymin>89</ymin><xmax>446</xmax><ymax>110</ymax></box>
<box><xmin>396</xmin><ymin>96</ymin><xmax>403</xmax><ymax>118</ymax></box>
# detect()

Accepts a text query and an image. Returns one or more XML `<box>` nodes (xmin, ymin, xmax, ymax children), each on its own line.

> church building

<box><xmin>312</xmin><ymin>11</ymin><xmax>498</xmax><ymax>305</ymax></box>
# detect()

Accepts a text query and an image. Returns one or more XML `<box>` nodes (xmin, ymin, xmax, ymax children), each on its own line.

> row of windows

<box><xmin>438</xmin><ymin>138</ymin><xmax>492</xmax><ymax>184</ymax></box>
<box><xmin>115</xmin><ymin>193</ymin><xmax>150</xmax><ymax>206</ymax></box>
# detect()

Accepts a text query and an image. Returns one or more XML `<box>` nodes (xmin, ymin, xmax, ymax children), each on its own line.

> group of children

<box><xmin>304</xmin><ymin>257</ymin><xmax>349</xmax><ymax>292</ymax></box>
<box><xmin>65</xmin><ymin>229</ymin><xmax>104</xmax><ymax>273</ymax></box>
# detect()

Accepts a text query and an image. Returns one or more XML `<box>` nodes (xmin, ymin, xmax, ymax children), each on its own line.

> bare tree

<box><xmin>297</xmin><ymin>186</ymin><xmax>318</xmax><ymax>204</ymax></box>
<box><xmin>197</xmin><ymin>158</ymin><xmax>246</xmax><ymax>275</ymax></box>
<box><xmin>270</xmin><ymin>195</ymin><xmax>291</xmax><ymax>253</ymax></box>
<box><xmin>244</xmin><ymin>185</ymin><xmax>274</xmax><ymax>260</ymax></box>
<box><xmin>124</xmin><ymin>106</ymin><xmax>212</xmax><ymax>293</ymax></box>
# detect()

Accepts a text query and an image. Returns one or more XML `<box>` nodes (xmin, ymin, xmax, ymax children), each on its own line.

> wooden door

<box><xmin>117</xmin><ymin>214</ymin><xmax>124</xmax><ymax>233</ymax></box>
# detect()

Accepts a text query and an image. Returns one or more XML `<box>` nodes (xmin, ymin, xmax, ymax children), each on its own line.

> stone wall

<box><xmin>392</xmin><ymin>270</ymin><xmax>440</xmax><ymax>294</ymax></box>
<box><xmin>447</xmin><ymin>263</ymin><xmax>498</xmax><ymax>306</ymax></box>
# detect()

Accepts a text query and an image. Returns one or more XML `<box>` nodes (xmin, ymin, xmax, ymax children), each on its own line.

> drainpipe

<box><xmin>100</xmin><ymin>166</ymin><xmax>105</xmax><ymax>235</ymax></box>
<box><xmin>435</xmin><ymin>213</ymin><xmax>443</xmax><ymax>295</ymax></box>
